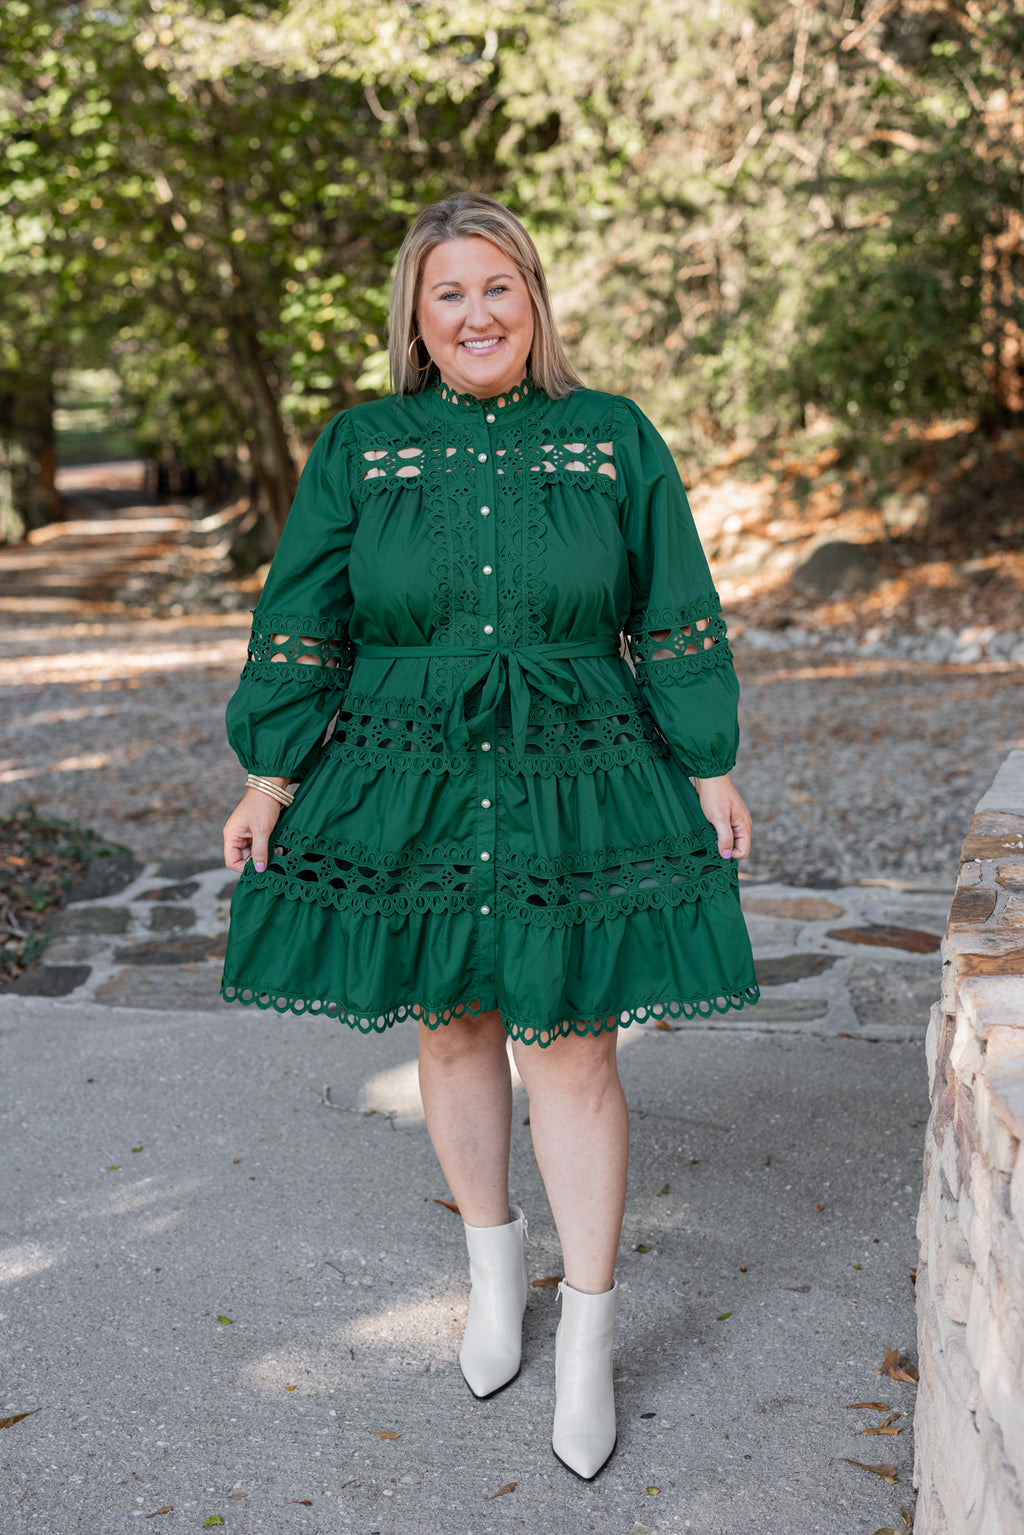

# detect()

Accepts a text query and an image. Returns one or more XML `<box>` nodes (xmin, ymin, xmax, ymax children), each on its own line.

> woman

<box><xmin>221</xmin><ymin>191</ymin><xmax>759</xmax><ymax>1480</ymax></box>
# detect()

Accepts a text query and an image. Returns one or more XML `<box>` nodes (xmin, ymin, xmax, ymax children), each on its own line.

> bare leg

<box><xmin>416</xmin><ymin>1006</ymin><xmax>513</xmax><ymax>1227</ymax></box>
<box><xmin>511</xmin><ymin>1026</ymin><xmax>628</xmax><ymax>1294</ymax></box>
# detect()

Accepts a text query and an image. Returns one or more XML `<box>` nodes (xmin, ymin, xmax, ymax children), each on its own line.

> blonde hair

<box><xmin>388</xmin><ymin>192</ymin><xmax>584</xmax><ymax>398</ymax></box>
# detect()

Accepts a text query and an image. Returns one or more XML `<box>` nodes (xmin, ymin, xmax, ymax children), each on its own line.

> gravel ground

<box><xmin>1</xmin><ymin>616</ymin><xmax>1019</xmax><ymax>889</ymax></box>
<box><xmin>1</xmin><ymin>471</ymin><xmax>1020</xmax><ymax>884</ymax></box>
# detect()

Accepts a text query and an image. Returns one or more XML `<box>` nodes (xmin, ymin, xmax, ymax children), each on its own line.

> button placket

<box><xmin>473</xmin><ymin>410</ymin><xmax>500</xmax><ymax>930</ymax></box>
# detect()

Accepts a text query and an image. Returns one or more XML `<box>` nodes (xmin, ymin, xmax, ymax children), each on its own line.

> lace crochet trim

<box><xmin>326</xmin><ymin>689</ymin><xmax>670</xmax><ymax>777</ymax></box>
<box><xmin>218</xmin><ymin>980</ymin><xmax>762</xmax><ymax>1047</ymax></box>
<box><xmin>239</xmin><ymin>823</ymin><xmax>733</xmax><ymax>924</ymax></box>
<box><xmin>244</xmin><ymin>609</ymin><xmax>354</xmax><ymax>684</ymax></box>
<box><xmin>627</xmin><ymin>594</ymin><xmax>732</xmax><ymax>688</ymax></box>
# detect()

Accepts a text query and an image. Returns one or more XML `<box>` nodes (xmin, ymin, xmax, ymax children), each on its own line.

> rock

<box><xmin>64</xmin><ymin>857</ymin><xmax>144</xmax><ymax>902</ymax></box>
<box><xmin>148</xmin><ymin>904</ymin><xmax>197</xmax><ymax>932</ymax></box>
<box><xmin>947</xmin><ymin>889</ymin><xmax>998</xmax><ymax>928</ymax></box>
<box><xmin>741</xmin><ymin>896</ymin><xmax>846</xmax><ymax>922</ymax></box>
<box><xmin>2</xmin><ymin>964</ymin><xmax>92</xmax><ymax>996</ymax></box>
<box><xmin>753</xmin><ymin>954</ymin><xmax>838</xmax><ymax>985</ymax></box>
<box><xmin>92</xmin><ymin>965</ymin><xmax>231</xmax><ymax>1010</ymax></box>
<box><xmin>155</xmin><ymin>858</ymin><xmax>228</xmax><ymax>879</ymax></box>
<box><xmin>47</xmin><ymin>906</ymin><xmax>132</xmax><ymax>935</ymax></box>
<box><xmin>846</xmin><ymin>959</ymin><xmax>942</xmax><ymax>1035</ymax></box>
<box><xmin>112</xmin><ymin>933</ymin><xmax>227</xmax><ymax>965</ymax></box>
<box><xmin>788</xmin><ymin>541</ymin><xmax>880</xmax><ymax>599</ymax></box>
<box><xmin>135</xmin><ymin>881</ymin><xmax>201</xmax><ymax>902</ymax></box>
<box><xmin>734</xmin><ymin>996</ymin><xmax>829</xmax><ymax>1022</ymax></box>
<box><xmin>826</xmin><ymin>924</ymin><xmax>941</xmax><ymax>953</ymax></box>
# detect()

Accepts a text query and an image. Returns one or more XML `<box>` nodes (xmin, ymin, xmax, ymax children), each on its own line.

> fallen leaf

<box><xmin>860</xmin><ymin>1424</ymin><xmax>903</xmax><ymax>1435</ymax></box>
<box><xmin>763</xmin><ymin>1154</ymin><xmax>771</xmax><ymax>1166</ymax></box>
<box><xmin>900</xmin><ymin>1508</ymin><xmax>914</xmax><ymax>1528</ymax></box>
<box><xmin>683</xmin><ymin>1157</ymin><xmax>699</xmax><ymax>1167</ymax></box>
<box><xmin>653</xmin><ymin>1019</ymin><xmax>677</xmax><ymax>1032</ymax></box>
<box><xmin>144</xmin><ymin>1508</ymin><xmax>173</xmax><ymax>1518</ymax></box>
<box><xmin>839</xmin><ymin>1459</ymin><xmax>898</xmax><ymax>1484</ymax></box>
<box><xmin>739</xmin><ymin>1264</ymin><xmax>748</xmax><ymax>1272</ymax></box>
<box><xmin>881</xmin><ymin>1412</ymin><xmax>903</xmax><ymax>1428</ymax></box>
<box><xmin>634</xmin><ymin>1243</ymin><xmax>652</xmax><ymax>1254</ymax></box>
<box><xmin>106</xmin><ymin>1165</ymin><xmax>120</xmax><ymax>1171</ymax></box>
<box><xmin>814</xmin><ymin>1202</ymin><xmax>825</xmax><ymax>1213</ymax></box>
<box><xmin>853</xmin><ymin>1263</ymin><xmax>863</xmax><ymax>1270</ymax></box>
<box><xmin>876</xmin><ymin>1348</ymin><xmax>919</xmax><ymax>1384</ymax></box>
<box><xmin>217</xmin><ymin>1316</ymin><xmax>233</xmax><ymax>1325</ymax></box>
<box><xmin>228</xmin><ymin>1491</ymin><xmax>248</xmax><ymax>1501</ymax></box>
<box><xmin>131</xmin><ymin>1146</ymin><xmax>143</xmax><ymax>1153</ymax></box>
<box><xmin>434</xmin><ymin>1199</ymin><xmax>459</xmax><ymax>1214</ymax></box>
<box><xmin>292</xmin><ymin>1500</ymin><xmax>313</xmax><ymax>1506</ymax></box>
<box><xmin>872</xmin><ymin>1528</ymin><xmax>899</xmax><ymax>1535</ymax></box>
<box><xmin>523</xmin><ymin>1114</ymin><xmax>530</xmax><ymax>1125</ymax></box>
<box><xmin>785</xmin><ymin>1286</ymin><xmax>811</xmax><ymax>1293</ymax></box>
<box><xmin>532</xmin><ymin>1275</ymin><xmax>562</xmax><ymax>1288</ymax></box>
<box><xmin>0</xmin><ymin>1409</ymin><xmax>40</xmax><ymax>1429</ymax></box>
<box><xmin>285</xmin><ymin>1384</ymin><xmax>297</xmax><ymax>1392</ymax></box>
<box><xmin>716</xmin><ymin>1312</ymin><xmax>732</xmax><ymax>1321</ymax></box>
<box><xmin>656</xmin><ymin>1184</ymin><xmax>670</xmax><ymax>1196</ymax></box>
<box><xmin>646</xmin><ymin>1485</ymin><xmax>660</xmax><ymax>1494</ymax></box>
<box><xmin>909</xmin><ymin>1268</ymin><xmax>917</xmax><ymax>1290</ymax></box>
<box><xmin>844</xmin><ymin>1402</ymin><xmax>891</xmax><ymax>1411</ymax></box>
<box><xmin>489</xmin><ymin>1482</ymin><xmax>516</xmax><ymax>1498</ymax></box>
<box><xmin>202</xmin><ymin>1520</ymin><xmax>225</xmax><ymax>1529</ymax></box>
<box><xmin>376</xmin><ymin>1430</ymin><xmax>399</xmax><ymax>1440</ymax></box>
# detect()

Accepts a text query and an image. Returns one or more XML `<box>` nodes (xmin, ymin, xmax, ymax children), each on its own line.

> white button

<box><xmin>480</xmin><ymin>741</ymin><xmax>491</xmax><ymax>752</ymax></box>
<box><xmin>478</xmin><ymin>452</ymin><xmax>487</xmax><ymax>463</ymax></box>
<box><xmin>483</xmin><ymin>624</ymin><xmax>494</xmax><ymax>635</ymax></box>
<box><xmin>485</xmin><ymin>413</ymin><xmax>496</xmax><ymax>423</ymax></box>
<box><xmin>480</xmin><ymin>505</ymin><xmax>490</xmax><ymax>516</ymax></box>
<box><xmin>482</xmin><ymin>564</ymin><xmax>493</xmax><ymax>575</ymax></box>
<box><xmin>480</xmin><ymin>851</ymin><xmax>491</xmax><ymax>861</ymax></box>
<box><xmin>480</xmin><ymin>904</ymin><xmax>491</xmax><ymax>915</ymax></box>
<box><xmin>481</xmin><ymin>798</ymin><xmax>492</xmax><ymax>808</ymax></box>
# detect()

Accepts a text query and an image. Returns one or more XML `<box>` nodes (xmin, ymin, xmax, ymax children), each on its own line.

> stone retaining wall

<box><xmin>914</xmin><ymin>750</ymin><xmax>1024</xmax><ymax>1533</ymax></box>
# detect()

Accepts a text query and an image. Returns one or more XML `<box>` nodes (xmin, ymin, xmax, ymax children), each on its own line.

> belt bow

<box><xmin>351</xmin><ymin>636</ymin><xmax>623</xmax><ymax>758</ymax></box>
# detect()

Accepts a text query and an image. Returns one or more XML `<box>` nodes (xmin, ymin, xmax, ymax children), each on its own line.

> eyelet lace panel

<box><xmin>497</xmin><ymin>828</ymin><xmax>736</xmax><ymax>927</ymax></box>
<box><xmin>243</xmin><ymin>609</ymin><xmax>354</xmax><ymax>688</ymax></box>
<box><xmin>326</xmin><ymin>688</ymin><xmax>670</xmax><ymax>777</ymax></box>
<box><xmin>218</xmin><ymin>981</ymin><xmax>762</xmax><ymax>1045</ymax></box>
<box><xmin>242</xmin><ymin>823</ymin><xmax>733</xmax><ymax>924</ymax></box>
<box><xmin>251</xmin><ymin>830</ymin><xmax>480</xmax><ymax>915</ymax></box>
<box><xmin>627</xmin><ymin>595</ymin><xmax>732</xmax><ymax>688</ymax></box>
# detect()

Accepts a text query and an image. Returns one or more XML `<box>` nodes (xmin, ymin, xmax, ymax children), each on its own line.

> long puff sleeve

<box><xmin>616</xmin><ymin>397</ymin><xmax>740</xmax><ymax>778</ymax></box>
<box><xmin>225</xmin><ymin>409</ymin><xmax>357</xmax><ymax>781</ymax></box>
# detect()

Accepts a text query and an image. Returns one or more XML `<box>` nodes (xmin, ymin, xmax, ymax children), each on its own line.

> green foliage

<box><xmin>0</xmin><ymin>0</ymin><xmax>1019</xmax><ymax>530</ymax></box>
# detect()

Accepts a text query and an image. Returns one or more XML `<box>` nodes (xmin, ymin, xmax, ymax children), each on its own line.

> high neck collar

<box><xmin>427</xmin><ymin>370</ymin><xmax>537</xmax><ymax>419</ymax></box>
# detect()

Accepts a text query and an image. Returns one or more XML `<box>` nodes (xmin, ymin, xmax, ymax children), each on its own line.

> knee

<box><xmin>418</xmin><ymin>1008</ymin><xmax>505</xmax><ymax>1070</ymax></box>
<box><xmin>518</xmin><ymin>1033</ymin><xmax>622</xmax><ymax>1111</ymax></box>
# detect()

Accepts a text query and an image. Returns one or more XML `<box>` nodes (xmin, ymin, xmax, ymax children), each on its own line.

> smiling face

<box><xmin>416</xmin><ymin>236</ymin><xmax>535</xmax><ymax>399</ymax></box>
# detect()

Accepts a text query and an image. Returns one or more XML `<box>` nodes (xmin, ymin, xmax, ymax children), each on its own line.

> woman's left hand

<box><xmin>693</xmin><ymin>772</ymin><xmax>752</xmax><ymax>860</ymax></box>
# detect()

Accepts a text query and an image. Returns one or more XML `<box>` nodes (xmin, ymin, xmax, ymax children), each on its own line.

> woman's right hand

<box><xmin>223</xmin><ymin>788</ymin><xmax>284</xmax><ymax>874</ymax></box>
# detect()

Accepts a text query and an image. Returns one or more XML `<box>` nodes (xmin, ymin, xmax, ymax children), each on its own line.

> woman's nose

<box><xmin>464</xmin><ymin>292</ymin><xmax>493</xmax><ymax>328</ymax></box>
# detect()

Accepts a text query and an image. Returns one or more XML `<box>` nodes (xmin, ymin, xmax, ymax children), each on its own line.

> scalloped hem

<box><xmin>218</xmin><ymin>978</ymin><xmax>761</xmax><ymax>1047</ymax></box>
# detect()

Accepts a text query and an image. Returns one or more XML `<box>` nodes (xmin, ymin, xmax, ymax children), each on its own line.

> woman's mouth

<box><xmin>459</xmin><ymin>337</ymin><xmax>504</xmax><ymax>356</ymax></box>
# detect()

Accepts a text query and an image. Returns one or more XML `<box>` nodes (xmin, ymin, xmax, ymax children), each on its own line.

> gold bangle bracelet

<box><xmin>245</xmin><ymin>773</ymin><xmax>295</xmax><ymax>807</ymax></box>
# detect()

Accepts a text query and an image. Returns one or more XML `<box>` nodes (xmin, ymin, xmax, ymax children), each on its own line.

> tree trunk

<box><xmin>981</xmin><ymin>207</ymin><xmax>1024</xmax><ymax>422</ymax></box>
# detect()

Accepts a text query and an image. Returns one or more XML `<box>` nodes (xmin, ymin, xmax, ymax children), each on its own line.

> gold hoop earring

<box><xmin>407</xmin><ymin>336</ymin><xmax>431</xmax><ymax>372</ymax></box>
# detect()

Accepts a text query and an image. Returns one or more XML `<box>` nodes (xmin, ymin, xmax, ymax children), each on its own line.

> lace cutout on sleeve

<box><xmin>627</xmin><ymin>594</ymin><xmax>732</xmax><ymax>687</ymax></box>
<box><xmin>241</xmin><ymin>610</ymin><xmax>354</xmax><ymax>689</ymax></box>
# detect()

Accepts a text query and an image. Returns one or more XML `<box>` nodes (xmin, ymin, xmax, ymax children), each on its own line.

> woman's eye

<box><xmin>487</xmin><ymin>285</ymin><xmax>508</xmax><ymax>296</ymax></box>
<box><xmin>439</xmin><ymin>290</ymin><xmax>462</xmax><ymax>301</ymax></box>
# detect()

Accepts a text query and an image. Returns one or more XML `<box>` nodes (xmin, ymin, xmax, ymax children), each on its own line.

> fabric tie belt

<box><xmin>351</xmin><ymin>636</ymin><xmax>624</xmax><ymax>758</ymax></box>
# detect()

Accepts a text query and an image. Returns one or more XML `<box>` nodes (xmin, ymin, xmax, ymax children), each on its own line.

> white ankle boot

<box><xmin>458</xmin><ymin>1205</ymin><xmax>528</xmax><ymax>1398</ymax></box>
<box><xmin>551</xmin><ymin>1277</ymin><xmax>618</xmax><ymax>1479</ymax></box>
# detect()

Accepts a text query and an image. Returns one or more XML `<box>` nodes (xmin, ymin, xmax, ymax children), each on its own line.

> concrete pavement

<box><xmin>0</xmin><ymin>868</ymin><xmax>944</xmax><ymax>1534</ymax></box>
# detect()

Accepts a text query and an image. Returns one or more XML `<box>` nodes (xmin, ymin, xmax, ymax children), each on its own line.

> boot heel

<box><xmin>459</xmin><ymin>1205</ymin><xmax>528</xmax><ymax>1398</ymax></box>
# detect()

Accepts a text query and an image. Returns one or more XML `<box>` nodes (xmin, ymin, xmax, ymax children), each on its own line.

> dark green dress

<box><xmin>220</xmin><ymin>373</ymin><xmax>760</xmax><ymax>1045</ymax></box>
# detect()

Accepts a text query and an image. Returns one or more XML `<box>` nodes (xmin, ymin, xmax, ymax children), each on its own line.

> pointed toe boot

<box><xmin>458</xmin><ymin>1204</ymin><xmax>529</xmax><ymax>1399</ymax></box>
<box><xmin>551</xmin><ymin>1277</ymin><xmax>618</xmax><ymax>1479</ymax></box>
